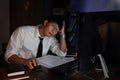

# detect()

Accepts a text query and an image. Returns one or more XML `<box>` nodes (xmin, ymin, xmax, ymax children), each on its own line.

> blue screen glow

<box><xmin>71</xmin><ymin>0</ymin><xmax>120</xmax><ymax>12</ymax></box>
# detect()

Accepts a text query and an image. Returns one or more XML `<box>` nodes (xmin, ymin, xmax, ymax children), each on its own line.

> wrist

<box><xmin>60</xmin><ymin>34</ymin><xmax>65</xmax><ymax>38</ymax></box>
<box><xmin>20</xmin><ymin>58</ymin><xmax>27</xmax><ymax>66</ymax></box>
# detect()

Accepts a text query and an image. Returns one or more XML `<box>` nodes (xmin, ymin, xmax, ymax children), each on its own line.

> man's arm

<box><xmin>5</xmin><ymin>27</ymin><xmax>38</xmax><ymax>69</ymax></box>
<box><xmin>59</xmin><ymin>21</ymin><xmax>67</xmax><ymax>53</ymax></box>
<box><xmin>8</xmin><ymin>55</ymin><xmax>38</xmax><ymax>69</ymax></box>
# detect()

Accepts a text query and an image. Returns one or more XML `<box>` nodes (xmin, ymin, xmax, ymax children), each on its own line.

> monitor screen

<box><xmin>71</xmin><ymin>0</ymin><xmax>120</xmax><ymax>12</ymax></box>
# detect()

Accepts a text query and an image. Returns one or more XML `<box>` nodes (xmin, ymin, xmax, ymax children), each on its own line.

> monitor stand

<box><xmin>83</xmin><ymin>54</ymin><xmax>109</xmax><ymax>80</ymax></box>
<box><xmin>97</xmin><ymin>54</ymin><xmax>109</xmax><ymax>79</ymax></box>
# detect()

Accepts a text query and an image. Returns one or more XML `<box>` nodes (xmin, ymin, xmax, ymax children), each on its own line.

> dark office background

<box><xmin>0</xmin><ymin>0</ymin><xmax>120</xmax><ymax>68</ymax></box>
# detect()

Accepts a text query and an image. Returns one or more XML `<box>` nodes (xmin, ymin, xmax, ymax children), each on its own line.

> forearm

<box><xmin>59</xmin><ymin>21</ymin><xmax>67</xmax><ymax>53</ymax></box>
<box><xmin>8</xmin><ymin>55</ymin><xmax>39</xmax><ymax>69</ymax></box>
<box><xmin>8</xmin><ymin>55</ymin><xmax>26</xmax><ymax>66</ymax></box>
<box><xmin>59</xmin><ymin>34</ymin><xmax>67</xmax><ymax>53</ymax></box>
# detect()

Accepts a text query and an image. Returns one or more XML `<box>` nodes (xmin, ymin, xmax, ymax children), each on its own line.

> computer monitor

<box><xmin>77</xmin><ymin>11</ymin><xmax>120</xmax><ymax>74</ymax></box>
<box><xmin>77</xmin><ymin>13</ymin><xmax>99</xmax><ymax>74</ymax></box>
<box><xmin>70</xmin><ymin>0</ymin><xmax>120</xmax><ymax>75</ymax></box>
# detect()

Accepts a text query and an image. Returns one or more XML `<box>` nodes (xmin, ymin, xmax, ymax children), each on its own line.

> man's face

<box><xmin>44</xmin><ymin>22</ymin><xmax>59</xmax><ymax>37</ymax></box>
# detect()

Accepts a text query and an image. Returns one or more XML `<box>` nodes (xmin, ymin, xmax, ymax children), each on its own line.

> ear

<box><xmin>43</xmin><ymin>20</ymin><xmax>48</xmax><ymax>25</ymax></box>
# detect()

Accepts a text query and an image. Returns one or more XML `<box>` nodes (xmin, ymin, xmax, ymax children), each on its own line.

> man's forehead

<box><xmin>49</xmin><ymin>22</ymin><xmax>59</xmax><ymax>32</ymax></box>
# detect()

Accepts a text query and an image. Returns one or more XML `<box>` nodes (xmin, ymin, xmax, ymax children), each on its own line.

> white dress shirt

<box><xmin>5</xmin><ymin>25</ymin><xmax>66</xmax><ymax>62</ymax></box>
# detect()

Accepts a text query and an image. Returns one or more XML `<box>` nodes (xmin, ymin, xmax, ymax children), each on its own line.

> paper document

<box><xmin>37</xmin><ymin>55</ymin><xmax>75</xmax><ymax>69</ymax></box>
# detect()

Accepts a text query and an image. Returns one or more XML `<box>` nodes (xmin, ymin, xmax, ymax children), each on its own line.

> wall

<box><xmin>0</xmin><ymin>0</ymin><xmax>9</xmax><ymax>54</ymax></box>
<box><xmin>10</xmin><ymin>0</ymin><xmax>53</xmax><ymax>34</ymax></box>
<box><xmin>0</xmin><ymin>0</ymin><xmax>53</xmax><ymax>54</ymax></box>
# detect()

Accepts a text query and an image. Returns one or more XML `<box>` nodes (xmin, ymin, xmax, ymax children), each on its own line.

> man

<box><xmin>5</xmin><ymin>18</ymin><xmax>67</xmax><ymax>69</ymax></box>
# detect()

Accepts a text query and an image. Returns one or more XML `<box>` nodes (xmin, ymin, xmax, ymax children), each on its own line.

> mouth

<box><xmin>49</xmin><ymin>32</ymin><xmax>52</xmax><ymax>36</ymax></box>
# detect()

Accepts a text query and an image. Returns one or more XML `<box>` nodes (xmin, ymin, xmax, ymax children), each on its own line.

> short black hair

<box><xmin>46</xmin><ymin>16</ymin><xmax>65</xmax><ymax>29</ymax></box>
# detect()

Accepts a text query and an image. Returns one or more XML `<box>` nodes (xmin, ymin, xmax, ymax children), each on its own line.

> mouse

<box><xmin>33</xmin><ymin>65</ymin><xmax>41</xmax><ymax>71</ymax></box>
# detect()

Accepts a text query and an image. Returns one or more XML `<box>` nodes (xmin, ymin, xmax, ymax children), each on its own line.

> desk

<box><xmin>0</xmin><ymin>67</ymin><xmax>88</xmax><ymax>80</ymax></box>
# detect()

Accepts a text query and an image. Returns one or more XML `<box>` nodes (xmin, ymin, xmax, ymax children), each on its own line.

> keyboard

<box><xmin>50</xmin><ymin>59</ymin><xmax>78</xmax><ymax>75</ymax></box>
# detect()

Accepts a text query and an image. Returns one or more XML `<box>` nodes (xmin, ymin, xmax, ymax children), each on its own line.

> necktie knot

<box><xmin>39</xmin><ymin>37</ymin><xmax>43</xmax><ymax>41</ymax></box>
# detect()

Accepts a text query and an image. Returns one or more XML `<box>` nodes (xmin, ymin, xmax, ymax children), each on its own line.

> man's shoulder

<box><xmin>16</xmin><ymin>25</ymin><xmax>36</xmax><ymax>32</ymax></box>
<box><xmin>19</xmin><ymin>25</ymin><xmax>36</xmax><ymax>30</ymax></box>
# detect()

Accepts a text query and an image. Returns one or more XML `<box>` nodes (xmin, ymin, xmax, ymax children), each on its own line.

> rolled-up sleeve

<box><xmin>49</xmin><ymin>37</ymin><xmax>67</xmax><ymax>56</ymax></box>
<box><xmin>5</xmin><ymin>27</ymin><xmax>23</xmax><ymax>62</ymax></box>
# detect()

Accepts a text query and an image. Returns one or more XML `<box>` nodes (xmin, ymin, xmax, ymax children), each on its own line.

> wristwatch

<box><xmin>60</xmin><ymin>34</ymin><xmax>65</xmax><ymax>38</ymax></box>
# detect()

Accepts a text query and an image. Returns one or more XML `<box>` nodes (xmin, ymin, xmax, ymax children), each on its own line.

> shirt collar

<box><xmin>34</xmin><ymin>24</ymin><xmax>48</xmax><ymax>39</ymax></box>
<box><xmin>34</xmin><ymin>24</ymin><xmax>41</xmax><ymax>38</ymax></box>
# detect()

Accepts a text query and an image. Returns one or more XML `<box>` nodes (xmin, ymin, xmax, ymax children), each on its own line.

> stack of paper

<box><xmin>37</xmin><ymin>55</ymin><xmax>75</xmax><ymax>69</ymax></box>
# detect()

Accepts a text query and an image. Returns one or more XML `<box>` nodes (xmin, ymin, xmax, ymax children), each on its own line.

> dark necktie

<box><xmin>36</xmin><ymin>37</ymin><xmax>43</xmax><ymax>58</ymax></box>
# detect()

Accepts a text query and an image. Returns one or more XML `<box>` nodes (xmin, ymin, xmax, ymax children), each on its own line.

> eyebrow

<box><xmin>51</xmin><ymin>22</ymin><xmax>59</xmax><ymax>32</ymax></box>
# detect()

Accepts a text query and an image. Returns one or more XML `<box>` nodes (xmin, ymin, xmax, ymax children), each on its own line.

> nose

<box><xmin>51</xmin><ymin>29</ymin><xmax>56</xmax><ymax>35</ymax></box>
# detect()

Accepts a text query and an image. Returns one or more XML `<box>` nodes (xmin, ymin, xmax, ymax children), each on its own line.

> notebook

<box><xmin>6</xmin><ymin>63</ymin><xmax>25</xmax><ymax>77</ymax></box>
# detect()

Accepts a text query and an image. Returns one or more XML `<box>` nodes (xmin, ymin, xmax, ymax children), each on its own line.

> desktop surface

<box><xmin>0</xmin><ymin>66</ymin><xmax>88</xmax><ymax>80</ymax></box>
<box><xmin>0</xmin><ymin>67</ymin><xmax>85</xmax><ymax>80</ymax></box>
<box><xmin>1</xmin><ymin>64</ymin><xmax>119</xmax><ymax>80</ymax></box>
